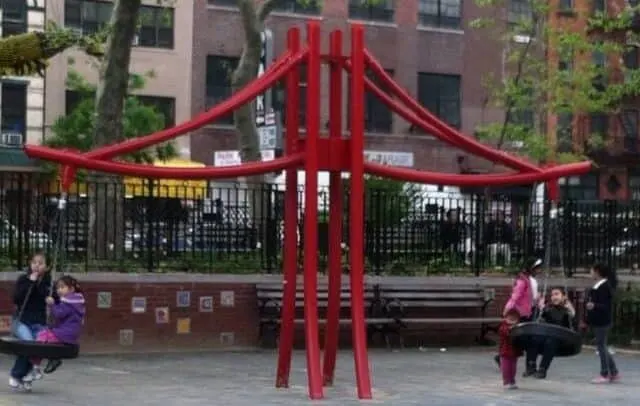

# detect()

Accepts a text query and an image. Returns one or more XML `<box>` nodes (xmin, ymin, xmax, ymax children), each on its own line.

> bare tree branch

<box><xmin>258</xmin><ymin>0</ymin><xmax>277</xmax><ymax>23</ymax></box>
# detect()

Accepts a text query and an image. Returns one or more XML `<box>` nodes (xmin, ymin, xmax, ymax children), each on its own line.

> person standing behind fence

<box><xmin>441</xmin><ymin>209</ymin><xmax>464</xmax><ymax>262</ymax></box>
<box><xmin>585</xmin><ymin>263</ymin><xmax>620</xmax><ymax>384</ymax></box>
<box><xmin>485</xmin><ymin>211</ymin><xmax>514</xmax><ymax>266</ymax></box>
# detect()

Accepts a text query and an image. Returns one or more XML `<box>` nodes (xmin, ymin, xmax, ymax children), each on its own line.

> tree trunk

<box><xmin>87</xmin><ymin>0</ymin><xmax>141</xmax><ymax>266</ymax></box>
<box><xmin>231</xmin><ymin>0</ymin><xmax>276</xmax><ymax>256</ymax></box>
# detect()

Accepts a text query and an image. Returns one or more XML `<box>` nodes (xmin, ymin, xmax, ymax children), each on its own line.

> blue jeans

<box><xmin>10</xmin><ymin>320</ymin><xmax>44</xmax><ymax>380</ymax></box>
<box><xmin>593</xmin><ymin>326</ymin><xmax>618</xmax><ymax>377</ymax></box>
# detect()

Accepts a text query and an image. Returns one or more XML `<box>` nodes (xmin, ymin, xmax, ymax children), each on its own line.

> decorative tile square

<box><xmin>177</xmin><ymin>318</ymin><xmax>191</xmax><ymax>334</ymax></box>
<box><xmin>155</xmin><ymin>307</ymin><xmax>170</xmax><ymax>324</ymax></box>
<box><xmin>119</xmin><ymin>329</ymin><xmax>134</xmax><ymax>346</ymax></box>
<box><xmin>220</xmin><ymin>332</ymin><xmax>235</xmax><ymax>346</ymax></box>
<box><xmin>176</xmin><ymin>291</ymin><xmax>191</xmax><ymax>308</ymax></box>
<box><xmin>131</xmin><ymin>297</ymin><xmax>147</xmax><ymax>314</ymax></box>
<box><xmin>199</xmin><ymin>296</ymin><xmax>214</xmax><ymax>312</ymax></box>
<box><xmin>0</xmin><ymin>315</ymin><xmax>11</xmax><ymax>333</ymax></box>
<box><xmin>220</xmin><ymin>291</ymin><xmax>235</xmax><ymax>307</ymax></box>
<box><xmin>97</xmin><ymin>292</ymin><xmax>112</xmax><ymax>309</ymax></box>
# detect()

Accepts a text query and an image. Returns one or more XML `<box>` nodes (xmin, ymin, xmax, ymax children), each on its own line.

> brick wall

<box><xmin>0</xmin><ymin>274</ymin><xmax>593</xmax><ymax>352</ymax></box>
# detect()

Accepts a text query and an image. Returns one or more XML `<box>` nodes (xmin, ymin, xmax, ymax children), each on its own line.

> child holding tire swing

<box><xmin>30</xmin><ymin>275</ymin><xmax>85</xmax><ymax>376</ymax></box>
<box><xmin>9</xmin><ymin>252</ymin><xmax>51</xmax><ymax>390</ymax></box>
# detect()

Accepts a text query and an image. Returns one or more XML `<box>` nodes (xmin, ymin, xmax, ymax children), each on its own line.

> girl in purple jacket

<box><xmin>31</xmin><ymin>276</ymin><xmax>85</xmax><ymax>375</ymax></box>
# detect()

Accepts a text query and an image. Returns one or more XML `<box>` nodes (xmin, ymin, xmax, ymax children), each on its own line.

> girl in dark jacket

<box><xmin>9</xmin><ymin>252</ymin><xmax>51</xmax><ymax>391</ymax></box>
<box><xmin>586</xmin><ymin>263</ymin><xmax>620</xmax><ymax>384</ymax></box>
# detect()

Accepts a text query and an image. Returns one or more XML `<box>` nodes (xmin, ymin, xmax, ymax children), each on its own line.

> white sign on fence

<box><xmin>363</xmin><ymin>151</ymin><xmax>414</xmax><ymax>167</ymax></box>
<box><xmin>213</xmin><ymin>150</ymin><xmax>275</xmax><ymax>167</ymax></box>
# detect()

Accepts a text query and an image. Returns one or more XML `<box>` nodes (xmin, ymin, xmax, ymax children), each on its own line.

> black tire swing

<box><xmin>0</xmin><ymin>192</ymin><xmax>80</xmax><ymax>360</ymax></box>
<box><xmin>509</xmin><ymin>200</ymin><xmax>582</xmax><ymax>357</ymax></box>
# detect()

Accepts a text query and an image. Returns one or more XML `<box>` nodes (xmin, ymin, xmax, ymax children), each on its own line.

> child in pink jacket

<box><xmin>504</xmin><ymin>258</ymin><xmax>543</xmax><ymax>320</ymax></box>
<box><xmin>494</xmin><ymin>258</ymin><xmax>543</xmax><ymax>369</ymax></box>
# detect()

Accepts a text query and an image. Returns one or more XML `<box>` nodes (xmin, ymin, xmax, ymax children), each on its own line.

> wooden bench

<box><xmin>377</xmin><ymin>284</ymin><xmax>501</xmax><ymax>348</ymax></box>
<box><xmin>256</xmin><ymin>283</ymin><xmax>395</xmax><ymax>347</ymax></box>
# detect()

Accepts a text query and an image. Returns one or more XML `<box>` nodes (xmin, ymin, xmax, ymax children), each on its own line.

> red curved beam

<box><xmin>28</xmin><ymin>50</ymin><xmax>308</xmax><ymax>163</ymax></box>
<box><xmin>25</xmin><ymin>145</ymin><xmax>304</xmax><ymax>180</ymax></box>
<box><xmin>362</xmin><ymin>51</ymin><xmax>545</xmax><ymax>174</ymax></box>
<box><xmin>364</xmin><ymin>161</ymin><xmax>591</xmax><ymax>186</ymax></box>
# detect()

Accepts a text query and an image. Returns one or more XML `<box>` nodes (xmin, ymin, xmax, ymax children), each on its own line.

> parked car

<box><xmin>0</xmin><ymin>219</ymin><xmax>51</xmax><ymax>250</ymax></box>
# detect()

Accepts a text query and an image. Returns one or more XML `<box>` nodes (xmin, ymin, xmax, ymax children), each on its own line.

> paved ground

<box><xmin>0</xmin><ymin>348</ymin><xmax>638</xmax><ymax>405</ymax></box>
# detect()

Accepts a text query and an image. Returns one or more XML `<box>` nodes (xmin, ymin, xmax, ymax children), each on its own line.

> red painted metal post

<box><xmin>303</xmin><ymin>21</ymin><xmax>324</xmax><ymax>400</ymax></box>
<box><xmin>275</xmin><ymin>27</ymin><xmax>300</xmax><ymax>389</ymax></box>
<box><xmin>349</xmin><ymin>24</ymin><xmax>373</xmax><ymax>400</ymax></box>
<box><xmin>322</xmin><ymin>29</ymin><xmax>344</xmax><ymax>387</ymax></box>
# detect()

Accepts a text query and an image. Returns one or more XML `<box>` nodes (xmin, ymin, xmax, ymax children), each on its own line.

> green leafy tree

<box><xmin>45</xmin><ymin>70</ymin><xmax>176</xmax><ymax>172</ymax></box>
<box><xmin>471</xmin><ymin>0</ymin><xmax>640</xmax><ymax>164</ymax></box>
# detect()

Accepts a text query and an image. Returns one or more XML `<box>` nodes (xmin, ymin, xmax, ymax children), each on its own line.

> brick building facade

<box><xmin>194</xmin><ymin>0</ymin><xmax>504</xmax><ymax>174</ymax></box>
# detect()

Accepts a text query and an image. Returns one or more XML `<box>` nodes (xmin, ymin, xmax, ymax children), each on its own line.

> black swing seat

<box><xmin>0</xmin><ymin>336</ymin><xmax>79</xmax><ymax>359</ymax></box>
<box><xmin>510</xmin><ymin>322</ymin><xmax>582</xmax><ymax>357</ymax></box>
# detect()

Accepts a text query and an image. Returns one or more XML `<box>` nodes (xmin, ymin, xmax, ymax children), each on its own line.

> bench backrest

<box><xmin>379</xmin><ymin>285</ymin><xmax>493</xmax><ymax>308</ymax></box>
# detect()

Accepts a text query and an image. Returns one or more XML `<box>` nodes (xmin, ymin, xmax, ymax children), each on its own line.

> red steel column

<box><xmin>302</xmin><ymin>21</ymin><xmax>323</xmax><ymax>400</ymax></box>
<box><xmin>349</xmin><ymin>23</ymin><xmax>373</xmax><ymax>400</ymax></box>
<box><xmin>322</xmin><ymin>29</ymin><xmax>344</xmax><ymax>387</ymax></box>
<box><xmin>275</xmin><ymin>27</ymin><xmax>300</xmax><ymax>389</ymax></box>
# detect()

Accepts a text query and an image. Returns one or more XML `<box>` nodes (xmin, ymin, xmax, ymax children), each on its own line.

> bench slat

<box><xmin>388</xmin><ymin>300</ymin><xmax>485</xmax><ymax>307</ymax></box>
<box><xmin>257</xmin><ymin>292</ymin><xmax>376</xmax><ymax>299</ymax></box>
<box><xmin>380</xmin><ymin>286</ymin><xmax>483</xmax><ymax>291</ymax></box>
<box><xmin>261</xmin><ymin>300</ymin><xmax>372</xmax><ymax>308</ymax></box>
<box><xmin>380</xmin><ymin>292</ymin><xmax>483</xmax><ymax>299</ymax></box>
<box><xmin>400</xmin><ymin>317</ymin><xmax>503</xmax><ymax>324</ymax></box>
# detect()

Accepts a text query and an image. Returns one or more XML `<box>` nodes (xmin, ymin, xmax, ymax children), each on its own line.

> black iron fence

<box><xmin>2</xmin><ymin>171</ymin><xmax>640</xmax><ymax>275</ymax></box>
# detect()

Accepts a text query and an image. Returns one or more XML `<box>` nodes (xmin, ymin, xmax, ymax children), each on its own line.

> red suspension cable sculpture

<box><xmin>24</xmin><ymin>22</ymin><xmax>591</xmax><ymax>400</ymax></box>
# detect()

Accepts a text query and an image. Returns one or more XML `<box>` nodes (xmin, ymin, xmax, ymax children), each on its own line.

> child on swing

<box><xmin>525</xmin><ymin>287</ymin><xmax>575</xmax><ymax>379</ymax></box>
<box><xmin>30</xmin><ymin>275</ymin><xmax>85</xmax><ymax>376</ymax></box>
<box><xmin>499</xmin><ymin>308</ymin><xmax>523</xmax><ymax>390</ymax></box>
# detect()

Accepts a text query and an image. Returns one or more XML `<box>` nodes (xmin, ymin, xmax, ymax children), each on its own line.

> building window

<box><xmin>348</xmin><ymin>69</ymin><xmax>394</xmax><ymax>133</ymax></box>
<box><xmin>65</xmin><ymin>0</ymin><xmax>174</xmax><ymax>49</ymax></box>
<box><xmin>590</xmin><ymin>114</ymin><xmax>608</xmax><ymax>136</ymax></box>
<box><xmin>592</xmin><ymin>0</ymin><xmax>606</xmax><ymax>14</ymax></box>
<box><xmin>206</xmin><ymin>55</ymin><xmax>239</xmax><ymax>125</ymax></box>
<box><xmin>417</xmin><ymin>73</ymin><xmax>461</xmax><ymax>130</ymax></box>
<box><xmin>2</xmin><ymin>0</ymin><xmax>27</xmax><ymax>37</ymax></box>
<box><xmin>138</xmin><ymin>6</ymin><xmax>174</xmax><ymax>49</ymax></box>
<box><xmin>623</xmin><ymin>47</ymin><xmax>638</xmax><ymax>83</ymax></box>
<box><xmin>556</xmin><ymin>113</ymin><xmax>573</xmax><ymax>153</ymax></box>
<box><xmin>1</xmin><ymin>82</ymin><xmax>27</xmax><ymax>144</ymax></box>
<box><xmin>273</xmin><ymin>0</ymin><xmax>321</xmax><ymax>14</ymax></box>
<box><xmin>558</xmin><ymin>0</ymin><xmax>573</xmax><ymax>11</ymax></box>
<box><xmin>560</xmin><ymin>174</ymin><xmax>598</xmax><ymax>200</ymax></box>
<box><xmin>621</xmin><ymin>109</ymin><xmax>639</xmax><ymax>151</ymax></box>
<box><xmin>508</xmin><ymin>0</ymin><xmax>532</xmax><ymax>24</ymax></box>
<box><xmin>418</xmin><ymin>0</ymin><xmax>461</xmax><ymax>29</ymax></box>
<box><xmin>136</xmin><ymin>96</ymin><xmax>176</xmax><ymax>128</ymax></box>
<box><xmin>558</xmin><ymin>54</ymin><xmax>573</xmax><ymax>71</ymax></box>
<box><xmin>274</xmin><ymin>63</ymin><xmax>307</xmax><ymax>127</ymax></box>
<box><xmin>348</xmin><ymin>0</ymin><xmax>394</xmax><ymax>23</ymax></box>
<box><xmin>207</xmin><ymin>0</ymin><xmax>238</xmax><ymax>7</ymax></box>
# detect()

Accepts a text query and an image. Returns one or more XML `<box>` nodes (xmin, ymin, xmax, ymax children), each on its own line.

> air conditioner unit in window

<box><xmin>1</xmin><ymin>132</ymin><xmax>23</xmax><ymax>146</ymax></box>
<box><xmin>132</xmin><ymin>35</ymin><xmax>139</xmax><ymax>46</ymax></box>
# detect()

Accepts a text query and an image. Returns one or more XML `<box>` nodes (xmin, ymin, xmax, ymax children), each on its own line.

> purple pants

<box><xmin>500</xmin><ymin>356</ymin><xmax>518</xmax><ymax>385</ymax></box>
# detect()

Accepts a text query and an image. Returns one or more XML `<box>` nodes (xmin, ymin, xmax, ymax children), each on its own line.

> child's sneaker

<box><xmin>9</xmin><ymin>377</ymin><xmax>22</xmax><ymax>390</ymax></box>
<box><xmin>30</xmin><ymin>367</ymin><xmax>42</xmax><ymax>381</ymax></box>
<box><xmin>534</xmin><ymin>370</ymin><xmax>547</xmax><ymax>379</ymax></box>
<box><xmin>591</xmin><ymin>376</ymin><xmax>610</xmax><ymax>384</ymax></box>
<box><xmin>506</xmin><ymin>383</ymin><xmax>518</xmax><ymax>390</ymax></box>
<box><xmin>21</xmin><ymin>381</ymin><xmax>32</xmax><ymax>392</ymax></box>
<box><xmin>610</xmin><ymin>374</ymin><xmax>621</xmax><ymax>383</ymax></box>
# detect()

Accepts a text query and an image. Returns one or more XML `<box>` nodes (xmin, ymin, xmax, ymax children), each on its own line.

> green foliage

<box><xmin>44</xmin><ymin>69</ymin><xmax>176</xmax><ymax>176</ymax></box>
<box><xmin>471</xmin><ymin>0</ymin><xmax>640</xmax><ymax>163</ymax></box>
<box><xmin>341</xmin><ymin>176</ymin><xmax>421</xmax><ymax>226</ymax></box>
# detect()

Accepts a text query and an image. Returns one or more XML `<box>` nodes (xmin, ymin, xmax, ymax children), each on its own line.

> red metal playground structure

<box><xmin>25</xmin><ymin>22</ymin><xmax>590</xmax><ymax>400</ymax></box>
